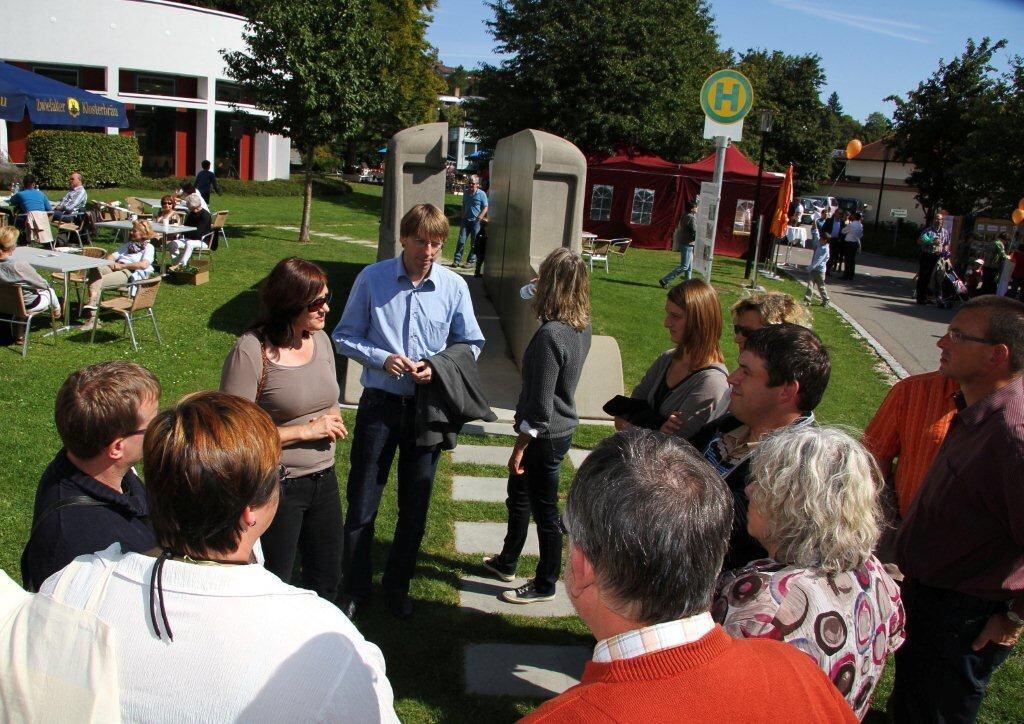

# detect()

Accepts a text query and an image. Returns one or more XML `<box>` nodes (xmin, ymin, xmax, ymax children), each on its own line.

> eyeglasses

<box><xmin>940</xmin><ymin>329</ymin><xmax>998</xmax><ymax>345</ymax></box>
<box><xmin>733</xmin><ymin>324</ymin><xmax>757</xmax><ymax>337</ymax></box>
<box><xmin>307</xmin><ymin>292</ymin><xmax>332</xmax><ymax>312</ymax></box>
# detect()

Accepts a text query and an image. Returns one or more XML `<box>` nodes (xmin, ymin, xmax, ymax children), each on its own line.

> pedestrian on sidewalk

<box><xmin>841</xmin><ymin>211</ymin><xmax>864</xmax><ymax>279</ymax></box>
<box><xmin>820</xmin><ymin>209</ymin><xmax>845</xmax><ymax>277</ymax></box>
<box><xmin>659</xmin><ymin>201</ymin><xmax>698</xmax><ymax>287</ymax></box>
<box><xmin>483</xmin><ymin>248</ymin><xmax>592</xmax><ymax>604</ymax></box>
<box><xmin>804</xmin><ymin>220</ymin><xmax>830</xmax><ymax>307</ymax></box>
<box><xmin>451</xmin><ymin>175</ymin><xmax>488</xmax><ymax>268</ymax></box>
<box><xmin>916</xmin><ymin>214</ymin><xmax>947</xmax><ymax>304</ymax></box>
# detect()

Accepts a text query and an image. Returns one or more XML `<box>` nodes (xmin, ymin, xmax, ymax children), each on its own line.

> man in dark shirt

<box><xmin>20</xmin><ymin>361</ymin><xmax>161</xmax><ymax>591</ymax></box>
<box><xmin>890</xmin><ymin>296</ymin><xmax>1024</xmax><ymax>722</ymax></box>
<box><xmin>194</xmin><ymin>159</ymin><xmax>221</xmax><ymax>204</ymax></box>
<box><xmin>688</xmin><ymin>324</ymin><xmax>830</xmax><ymax>570</ymax></box>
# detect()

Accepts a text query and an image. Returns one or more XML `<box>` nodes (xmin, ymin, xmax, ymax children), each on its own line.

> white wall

<box><xmin>3</xmin><ymin>0</ymin><xmax>290</xmax><ymax>180</ymax></box>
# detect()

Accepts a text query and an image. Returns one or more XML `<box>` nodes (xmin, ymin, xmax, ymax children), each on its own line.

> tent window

<box><xmin>590</xmin><ymin>185</ymin><xmax>613</xmax><ymax>221</ymax></box>
<box><xmin>630</xmin><ymin>188</ymin><xmax>655</xmax><ymax>225</ymax></box>
<box><xmin>733</xmin><ymin>199</ymin><xmax>754</xmax><ymax>236</ymax></box>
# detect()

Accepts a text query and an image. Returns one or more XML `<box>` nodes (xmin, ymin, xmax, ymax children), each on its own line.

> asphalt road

<box><xmin>776</xmin><ymin>245</ymin><xmax>956</xmax><ymax>376</ymax></box>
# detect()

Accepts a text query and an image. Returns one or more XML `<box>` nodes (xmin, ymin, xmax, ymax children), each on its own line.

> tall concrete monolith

<box><xmin>485</xmin><ymin>129</ymin><xmax>624</xmax><ymax>418</ymax></box>
<box><xmin>377</xmin><ymin>122</ymin><xmax>449</xmax><ymax>261</ymax></box>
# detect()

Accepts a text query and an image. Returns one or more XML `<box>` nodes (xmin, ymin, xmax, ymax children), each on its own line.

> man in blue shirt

<box><xmin>333</xmin><ymin>203</ymin><xmax>485</xmax><ymax>619</ymax></box>
<box><xmin>10</xmin><ymin>174</ymin><xmax>52</xmax><ymax>213</ymax></box>
<box><xmin>452</xmin><ymin>175</ymin><xmax>488</xmax><ymax>268</ymax></box>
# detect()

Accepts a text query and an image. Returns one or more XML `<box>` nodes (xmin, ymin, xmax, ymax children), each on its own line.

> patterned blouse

<box><xmin>712</xmin><ymin>556</ymin><xmax>905</xmax><ymax>719</ymax></box>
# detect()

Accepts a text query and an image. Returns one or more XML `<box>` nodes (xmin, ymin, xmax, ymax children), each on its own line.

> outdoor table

<box><xmin>785</xmin><ymin>225</ymin><xmax>810</xmax><ymax>247</ymax></box>
<box><xmin>138</xmin><ymin>197</ymin><xmax>188</xmax><ymax>213</ymax></box>
<box><xmin>148</xmin><ymin>222</ymin><xmax>197</xmax><ymax>268</ymax></box>
<box><xmin>12</xmin><ymin>246</ymin><xmax>110</xmax><ymax>331</ymax></box>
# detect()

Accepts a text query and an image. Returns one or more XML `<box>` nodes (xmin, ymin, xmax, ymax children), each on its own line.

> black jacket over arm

<box><xmin>416</xmin><ymin>343</ymin><xmax>497</xmax><ymax>450</ymax></box>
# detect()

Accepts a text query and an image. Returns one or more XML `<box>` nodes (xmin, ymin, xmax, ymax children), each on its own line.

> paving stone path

<box><xmin>272</xmin><ymin>225</ymin><xmax>377</xmax><ymax>248</ymax></box>
<box><xmin>452</xmin><ymin>443</ymin><xmax>592</xmax><ymax>699</ymax></box>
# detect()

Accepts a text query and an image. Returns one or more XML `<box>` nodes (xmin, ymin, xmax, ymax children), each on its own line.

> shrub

<box><xmin>127</xmin><ymin>175</ymin><xmax>351</xmax><ymax>198</ymax></box>
<box><xmin>27</xmin><ymin>130</ymin><xmax>141</xmax><ymax>188</ymax></box>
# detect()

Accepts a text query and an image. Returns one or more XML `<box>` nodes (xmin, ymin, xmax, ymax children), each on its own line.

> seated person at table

<box><xmin>176</xmin><ymin>182</ymin><xmax>209</xmax><ymax>212</ymax></box>
<box><xmin>0</xmin><ymin>227</ymin><xmax>61</xmax><ymax>325</ymax></box>
<box><xmin>10</xmin><ymin>174</ymin><xmax>52</xmax><ymax>215</ymax></box>
<box><xmin>713</xmin><ymin>425</ymin><xmax>905</xmax><ymax>719</ymax></box>
<box><xmin>51</xmin><ymin>171</ymin><xmax>87</xmax><ymax>223</ymax></box>
<box><xmin>152</xmin><ymin>194</ymin><xmax>181</xmax><ymax>225</ymax></box>
<box><xmin>79</xmin><ymin>221</ymin><xmax>156</xmax><ymax>331</ymax></box>
<box><xmin>167</xmin><ymin>197</ymin><xmax>212</xmax><ymax>270</ymax></box>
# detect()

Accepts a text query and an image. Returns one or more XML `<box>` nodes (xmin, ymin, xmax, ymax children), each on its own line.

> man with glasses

<box><xmin>20</xmin><ymin>362</ymin><xmax>160</xmax><ymax>591</ymax></box>
<box><xmin>890</xmin><ymin>296</ymin><xmax>1024</xmax><ymax>722</ymax></box>
<box><xmin>51</xmin><ymin>171</ymin><xmax>87</xmax><ymax>223</ymax></box>
<box><xmin>334</xmin><ymin>204</ymin><xmax>485</xmax><ymax>619</ymax></box>
<box><xmin>451</xmin><ymin>174</ymin><xmax>488</xmax><ymax>269</ymax></box>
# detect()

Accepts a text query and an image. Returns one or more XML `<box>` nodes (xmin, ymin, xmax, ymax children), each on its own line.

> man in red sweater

<box><xmin>522</xmin><ymin>430</ymin><xmax>856</xmax><ymax>723</ymax></box>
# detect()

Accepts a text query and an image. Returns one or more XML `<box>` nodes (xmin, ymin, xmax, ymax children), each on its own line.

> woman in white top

<box><xmin>39</xmin><ymin>392</ymin><xmax>398</xmax><ymax>722</ymax></box>
<box><xmin>0</xmin><ymin>227</ymin><xmax>61</xmax><ymax>326</ymax></box>
<box><xmin>80</xmin><ymin>220</ymin><xmax>155</xmax><ymax>331</ymax></box>
<box><xmin>841</xmin><ymin>211</ymin><xmax>865</xmax><ymax>280</ymax></box>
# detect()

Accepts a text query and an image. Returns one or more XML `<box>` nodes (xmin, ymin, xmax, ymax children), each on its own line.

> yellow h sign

<box><xmin>700</xmin><ymin>70</ymin><xmax>753</xmax><ymax>124</ymax></box>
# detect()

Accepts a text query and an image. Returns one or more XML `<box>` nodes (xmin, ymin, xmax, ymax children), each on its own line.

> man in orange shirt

<box><xmin>522</xmin><ymin>430</ymin><xmax>855</xmax><ymax>723</ymax></box>
<box><xmin>863</xmin><ymin>371</ymin><xmax>958</xmax><ymax>518</ymax></box>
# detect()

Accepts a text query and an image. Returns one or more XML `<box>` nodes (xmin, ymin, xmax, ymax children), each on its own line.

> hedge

<box><xmin>27</xmin><ymin>130</ymin><xmax>141</xmax><ymax>188</ymax></box>
<box><xmin>128</xmin><ymin>175</ymin><xmax>352</xmax><ymax>198</ymax></box>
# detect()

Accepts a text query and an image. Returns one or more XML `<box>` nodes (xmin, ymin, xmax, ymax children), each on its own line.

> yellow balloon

<box><xmin>1013</xmin><ymin>208</ymin><xmax>1024</xmax><ymax>225</ymax></box>
<box><xmin>846</xmin><ymin>139</ymin><xmax>863</xmax><ymax>159</ymax></box>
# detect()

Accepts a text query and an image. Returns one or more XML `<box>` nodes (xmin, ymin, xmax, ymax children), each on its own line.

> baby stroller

<box><xmin>931</xmin><ymin>257</ymin><xmax>968</xmax><ymax>309</ymax></box>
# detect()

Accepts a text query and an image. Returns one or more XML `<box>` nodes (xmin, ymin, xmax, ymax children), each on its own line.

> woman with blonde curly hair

<box><xmin>712</xmin><ymin>425</ymin><xmax>905</xmax><ymax>719</ymax></box>
<box><xmin>483</xmin><ymin>247</ymin><xmax>591</xmax><ymax>604</ymax></box>
<box><xmin>730</xmin><ymin>291</ymin><xmax>811</xmax><ymax>351</ymax></box>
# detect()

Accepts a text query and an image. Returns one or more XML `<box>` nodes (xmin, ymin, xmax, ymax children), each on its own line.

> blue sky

<box><xmin>426</xmin><ymin>0</ymin><xmax>1024</xmax><ymax>122</ymax></box>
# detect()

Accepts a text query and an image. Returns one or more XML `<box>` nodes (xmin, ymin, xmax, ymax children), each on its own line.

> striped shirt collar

<box><xmin>592</xmin><ymin>612</ymin><xmax>716</xmax><ymax>663</ymax></box>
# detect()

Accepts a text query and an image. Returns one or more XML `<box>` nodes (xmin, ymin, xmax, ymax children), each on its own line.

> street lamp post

<box><xmin>744</xmin><ymin>109</ymin><xmax>776</xmax><ymax>279</ymax></box>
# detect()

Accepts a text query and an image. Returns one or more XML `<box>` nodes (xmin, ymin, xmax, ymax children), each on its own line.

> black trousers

<box><xmin>495</xmin><ymin>434</ymin><xmax>572</xmax><ymax>595</ymax></box>
<box><xmin>260</xmin><ymin>466</ymin><xmax>343</xmax><ymax>601</ymax></box>
<box><xmin>842</xmin><ymin>244</ymin><xmax>858</xmax><ymax>279</ymax></box>
<box><xmin>889</xmin><ymin>578</ymin><xmax>1014</xmax><ymax>723</ymax></box>
<box><xmin>917</xmin><ymin>251</ymin><xmax>940</xmax><ymax>301</ymax></box>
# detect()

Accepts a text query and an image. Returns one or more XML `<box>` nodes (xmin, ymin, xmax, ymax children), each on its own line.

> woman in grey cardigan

<box><xmin>615</xmin><ymin>279</ymin><xmax>729</xmax><ymax>439</ymax></box>
<box><xmin>482</xmin><ymin>248</ymin><xmax>592</xmax><ymax>604</ymax></box>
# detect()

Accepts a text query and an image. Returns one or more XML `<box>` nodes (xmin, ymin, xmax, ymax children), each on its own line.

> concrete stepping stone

<box><xmin>450</xmin><ymin>445</ymin><xmax>510</xmax><ymax>466</ymax></box>
<box><xmin>452</xmin><ymin>476</ymin><xmax>507</xmax><ymax>502</ymax></box>
<box><xmin>456</xmin><ymin>522</ymin><xmax>538</xmax><ymax>556</ymax></box>
<box><xmin>459</xmin><ymin>575</ymin><xmax>576</xmax><ymax>618</ymax></box>
<box><xmin>464</xmin><ymin>643</ymin><xmax>591</xmax><ymax>697</ymax></box>
<box><xmin>566</xmin><ymin>448</ymin><xmax>591</xmax><ymax>470</ymax></box>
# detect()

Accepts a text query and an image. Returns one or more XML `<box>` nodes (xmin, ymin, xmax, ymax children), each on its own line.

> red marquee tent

<box><xmin>583</xmin><ymin>146</ymin><xmax>785</xmax><ymax>258</ymax></box>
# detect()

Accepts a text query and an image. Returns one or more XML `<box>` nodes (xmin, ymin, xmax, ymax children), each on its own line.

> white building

<box><xmin>2</xmin><ymin>0</ymin><xmax>290</xmax><ymax>181</ymax></box>
<box><xmin>827</xmin><ymin>139</ymin><xmax>926</xmax><ymax>226</ymax></box>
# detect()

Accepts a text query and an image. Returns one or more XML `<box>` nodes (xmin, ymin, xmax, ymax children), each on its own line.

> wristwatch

<box><xmin>1007</xmin><ymin>600</ymin><xmax>1024</xmax><ymax>627</ymax></box>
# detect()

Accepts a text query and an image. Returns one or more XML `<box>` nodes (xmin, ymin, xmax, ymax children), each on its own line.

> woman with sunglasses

<box><xmin>38</xmin><ymin>392</ymin><xmax>396</xmax><ymax>721</ymax></box>
<box><xmin>614</xmin><ymin>279</ymin><xmax>729</xmax><ymax>439</ymax></box>
<box><xmin>152</xmin><ymin>194</ymin><xmax>181</xmax><ymax>226</ymax></box>
<box><xmin>220</xmin><ymin>257</ymin><xmax>347</xmax><ymax>600</ymax></box>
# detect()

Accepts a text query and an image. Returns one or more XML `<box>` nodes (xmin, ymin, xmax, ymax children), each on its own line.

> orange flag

<box><xmin>769</xmin><ymin>164</ymin><xmax>794</xmax><ymax>238</ymax></box>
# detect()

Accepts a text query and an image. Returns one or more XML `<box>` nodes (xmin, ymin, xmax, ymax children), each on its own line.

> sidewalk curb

<box><xmin>776</xmin><ymin>265</ymin><xmax>909</xmax><ymax>381</ymax></box>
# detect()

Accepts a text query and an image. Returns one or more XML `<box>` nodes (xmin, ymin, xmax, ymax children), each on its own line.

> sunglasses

<box><xmin>733</xmin><ymin>324</ymin><xmax>757</xmax><ymax>337</ymax></box>
<box><xmin>307</xmin><ymin>292</ymin><xmax>332</xmax><ymax>312</ymax></box>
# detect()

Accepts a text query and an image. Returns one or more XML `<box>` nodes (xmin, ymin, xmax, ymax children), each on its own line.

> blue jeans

<box><xmin>260</xmin><ymin>466</ymin><xmax>342</xmax><ymax>601</ymax></box>
<box><xmin>660</xmin><ymin>244</ymin><xmax>694</xmax><ymax>286</ymax></box>
<box><xmin>889</xmin><ymin>578</ymin><xmax>1014</xmax><ymax>723</ymax></box>
<box><xmin>342</xmin><ymin>388</ymin><xmax>440</xmax><ymax>600</ymax></box>
<box><xmin>494</xmin><ymin>434</ymin><xmax>572</xmax><ymax>595</ymax></box>
<box><xmin>453</xmin><ymin>218</ymin><xmax>480</xmax><ymax>265</ymax></box>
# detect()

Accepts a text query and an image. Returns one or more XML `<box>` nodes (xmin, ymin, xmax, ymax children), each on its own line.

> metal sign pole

<box><xmin>750</xmin><ymin>214</ymin><xmax>764</xmax><ymax>288</ymax></box>
<box><xmin>703</xmin><ymin>134</ymin><xmax>729</xmax><ymax>284</ymax></box>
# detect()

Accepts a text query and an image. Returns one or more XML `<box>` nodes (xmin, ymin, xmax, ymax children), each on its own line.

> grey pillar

<box><xmin>378</xmin><ymin>122</ymin><xmax>449</xmax><ymax>261</ymax></box>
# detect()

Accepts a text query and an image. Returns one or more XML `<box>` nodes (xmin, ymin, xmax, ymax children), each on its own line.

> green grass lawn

<box><xmin>2</xmin><ymin>183</ymin><xmax>1019</xmax><ymax>721</ymax></box>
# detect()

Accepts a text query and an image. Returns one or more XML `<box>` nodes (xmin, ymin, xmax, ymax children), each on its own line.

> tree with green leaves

<box><xmin>860</xmin><ymin>112</ymin><xmax>893</xmax><ymax>144</ymax></box>
<box><xmin>222</xmin><ymin>0</ymin><xmax>381</xmax><ymax>242</ymax></box>
<box><xmin>469</xmin><ymin>0</ymin><xmax>724</xmax><ymax>160</ymax></box>
<box><xmin>733</xmin><ymin>50</ymin><xmax>834</xmax><ymax>193</ymax></box>
<box><xmin>886</xmin><ymin>37</ymin><xmax>1007</xmax><ymax>222</ymax></box>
